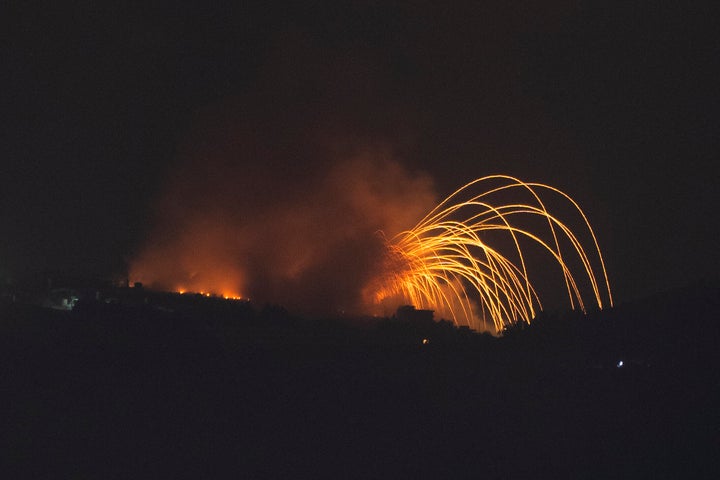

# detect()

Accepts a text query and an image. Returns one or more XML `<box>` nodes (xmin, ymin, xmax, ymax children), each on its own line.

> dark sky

<box><xmin>3</xmin><ymin>1</ymin><xmax>718</xmax><ymax>305</ymax></box>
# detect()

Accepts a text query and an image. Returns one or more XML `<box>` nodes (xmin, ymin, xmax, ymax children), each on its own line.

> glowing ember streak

<box><xmin>366</xmin><ymin>175</ymin><xmax>613</xmax><ymax>333</ymax></box>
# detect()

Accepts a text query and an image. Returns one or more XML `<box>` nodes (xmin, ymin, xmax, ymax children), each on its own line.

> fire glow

<box><xmin>180</xmin><ymin>290</ymin><xmax>243</xmax><ymax>301</ymax></box>
<box><xmin>129</xmin><ymin>153</ymin><xmax>436</xmax><ymax>316</ymax></box>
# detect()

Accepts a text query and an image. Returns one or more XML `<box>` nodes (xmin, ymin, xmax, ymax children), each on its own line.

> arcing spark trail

<box><xmin>366</xmin><ymin>175</ymin><xmax>613</xmax><ymax>333</ymax></box>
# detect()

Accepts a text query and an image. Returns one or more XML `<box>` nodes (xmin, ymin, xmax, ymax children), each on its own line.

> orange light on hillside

<box><xmin>173</xmin><ymin>288</ymin><xmax>244</xmax><ymax>301</ymax></box>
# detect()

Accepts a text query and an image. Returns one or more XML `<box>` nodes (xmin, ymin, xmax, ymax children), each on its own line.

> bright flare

<box><xmin>366</xmin><ymin>175</ymin><xmax>613</xmax><ymax>333</ymax></box>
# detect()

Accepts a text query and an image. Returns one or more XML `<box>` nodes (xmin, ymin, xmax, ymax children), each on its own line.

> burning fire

<box><xmin>129</xmin><ymin>152</ymin><xmax>436</xmax><ymax>315</ymax></box>
<box><xmin>177</xmin><ymin>288</ymin><xmax>243</xmax><ymax>300</ymax></box>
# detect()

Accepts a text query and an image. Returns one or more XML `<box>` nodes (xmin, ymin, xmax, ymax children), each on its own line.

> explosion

<box><xmin>364</xmin><ymin>175</ymin><xmax>613</xmax><ymax>333</ymax></box>
<box><xmin>128</xmin><ymin>101</ymin><xmax>612</xmax><ymax>332</ymax></box>
<box><xmin>131</xmin><ymin>140</ymin><xmax>612</xmax><ymax>333</ymax></box>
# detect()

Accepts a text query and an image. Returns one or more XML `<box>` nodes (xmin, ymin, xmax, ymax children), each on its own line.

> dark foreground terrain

<box><xmin>2</xmin><ymin>286</ymin><xmax>718</xmax><ymax>478</ymax></box>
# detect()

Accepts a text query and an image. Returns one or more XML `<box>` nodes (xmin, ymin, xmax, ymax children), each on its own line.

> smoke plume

<box><xmin>130</xmin><ymin>123</ymin><xmax>436</xmax><ymax>316</ymax></box>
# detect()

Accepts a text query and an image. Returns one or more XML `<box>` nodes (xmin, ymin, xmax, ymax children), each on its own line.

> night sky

<box><xmin>3</xmin><ymin>1</ymin><xmax>718</xmax><ymax>307</ymax></box>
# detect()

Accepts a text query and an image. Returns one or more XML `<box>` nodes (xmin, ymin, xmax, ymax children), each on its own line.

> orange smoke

<box><xmin>130</xmin><ymin>138</ymin><xmax>436</xmax><ymax>315</ymax></box>
<box><xmin>130</xmin><ymin>218</ymin><xmax>246</xmax><ymax>300</ymax></box>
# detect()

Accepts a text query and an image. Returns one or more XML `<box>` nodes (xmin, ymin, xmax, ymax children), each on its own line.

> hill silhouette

<box><xmin>2</xmin><ymin>284</ymin><xmax>718</xmax><ymax>478</ymax></box>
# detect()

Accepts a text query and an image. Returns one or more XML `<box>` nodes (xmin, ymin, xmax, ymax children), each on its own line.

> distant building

<box><xmin>396</xmin><ymin>305</ymin><xmax>434</xmax><ymax>324</ymax></box>
<box><xmin>44</xmin><ymin>288</ymin><xmax>79</xmax><ymax>310</ymax></box>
